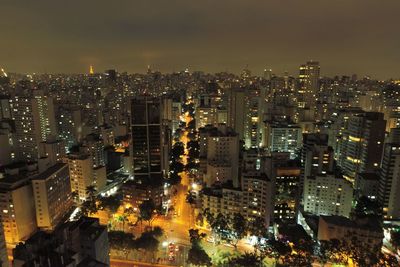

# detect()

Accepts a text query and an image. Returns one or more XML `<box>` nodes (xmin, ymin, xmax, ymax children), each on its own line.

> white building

<box><xmin>303</xmin><ymin>174</ymin><xmax>353</xmax><ymax>218</ymax></box>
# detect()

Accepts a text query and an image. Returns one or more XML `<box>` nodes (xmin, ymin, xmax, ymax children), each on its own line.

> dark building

<box><xmin>131</xmin><ymin>97</ymin><xmax>170</xmax><ymax>184</ymax></box>
<box><xmin>13</xmin><ymin>217</ymin><xmax>109</xmax><ymax>267</ymax></box>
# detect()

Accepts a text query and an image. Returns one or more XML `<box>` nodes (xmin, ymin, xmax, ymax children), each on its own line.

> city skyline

<box><xmin>1</xmin><ymin>0</ymin><xmax>400</xmax><ymax>78</ymax></box>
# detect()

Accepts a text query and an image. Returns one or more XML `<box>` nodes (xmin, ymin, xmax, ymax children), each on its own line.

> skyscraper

<box><xmin>298</xmin><ymin>61</ymin><xmax>320</xmax><ymax>108</ymax></box>
<box><xmin>338</xmin><ymin>112</ymin><xmax>386</xmax><ymax>184</ymax></box>
<box><xmin>131</xmin><ymin>97</ymin><xmax>170</xmax><ymax>184</ymax></box>
<box><xmin>11</xmin><ymin>92</ymin><xmax>57</xmax><ymax>160</ymax></box>
<box><xmin>378</xmin><ymin>128</ymin><xmax>400</xmax><ymax>220</ymax></box>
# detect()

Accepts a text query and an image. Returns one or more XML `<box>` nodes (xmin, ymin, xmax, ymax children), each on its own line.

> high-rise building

<box><xmin>378</xmin><ymin>128</ymin><xmax>400</xmax><ymax>220</ymax></box>
<box><xmin>298</xmin><ymin>61</ymin><xmax>320</xmax><ymax>108</ymax></box>
<box><xmin>300</xmin><ymin>133</ymin><xmax>335</xmax><ymax>198</ymax></box>
<box><xmin>68</xmin><ymin>153</ymin><xmax>94</xmax><ymax>202</ymax></box>
<box><xmin>131</xmin><ymin>97</ymin><xmax>171</xmax><ymax>184</ymax></box>
<box><xmin>303</xmin><ymin>174</ymin><xmax>353</xmax><ymax>218</ymax></box>
<box><xmin>205</xmin><ymin>124</ymin><xmax>240</xmax><ymax>187</ymax></box>
<box><xmin>31</xmin><ymin>163</ymin><xmax>72</xmax><ymax>230</ymax></box>
<box><xmin>0</xmin><ymin>172</ymin><xmax>37</xmax><ymax>248</ymax></box>
<box><xmin>263</xmin><ymin>120</ymin><xmax>302</xmax><ymax>159</ymax></box>
<box><xmin>242</xmin><ymin>172</ymin><xmax>273</xmax><ymax>227</ymax></box>
<box><xmin>338</xmin><ymin>112</ymin><xmax>386</xmax><ymax>184</ymax></box>
<box><xmin>11</xmin><ymin>92</ymin><xmax>57</xmax><ymax>160</ymax></box>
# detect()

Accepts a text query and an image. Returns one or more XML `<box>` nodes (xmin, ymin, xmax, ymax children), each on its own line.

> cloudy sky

<box><xmin>0</xmin><ymin>0</ymin><xmax>399</xmax><ymax>78</ymax></box>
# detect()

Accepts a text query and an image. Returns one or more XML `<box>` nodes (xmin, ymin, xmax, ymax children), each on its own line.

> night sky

<box><xmin>1</xmin><ymin>0</ymin><xmax>399</xmax><ymax>78</ymax></box>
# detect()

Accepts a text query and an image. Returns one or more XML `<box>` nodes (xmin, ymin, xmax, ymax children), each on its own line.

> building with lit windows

<box><xmin>67</xmin><ymin>153</ymin><xmax>94</xmax><ymax>202</ymax></box>
<box><xmin>31</xmin><ymin>163</ymin><xmax>72</xmax><ymax>230</ymax></box>
<box><xmin>298</xmin><ymin>61</ymin><xmax>320</xmax><ymax>108</ymax></box>
<box><xmin>0</xmin><ymin>170</ymin><xmax>37</xmax><ymax>248</ymax></box>
<box><xmin>378</xmin><ymin>128</ymin><xmax>400</xmax><ymax>220</ymax></box>
<box><xmin>338</xmin><ymin>112</ymin><xmax>385</xmax><ymax>184</ymax></box>
<box><xmin>204</xmin><ymin>124</ymin><xmax>239</xmax><ymax>187</ymax></box>
<box><xmin>263</xmin><ymin>120</ymin><xmax>302</xmax><ymax>159</ymax></box>
<box><xmin>303</xmin><ymin>174</ymin><xmax>353</xmax><ymax>218</ymax></box>
<box><xmin>11</xmin><ymin>92</ymin><xmax>57</xmax><ymax>161</ymax></box>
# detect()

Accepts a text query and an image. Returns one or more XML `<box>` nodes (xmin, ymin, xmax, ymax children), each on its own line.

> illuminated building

<box><xmin>31</xmin><ymin>163</ymin><xmax>72</xmax><ymax>230</ymax></box>
<box><xmin>274</xmin><ymin>165</ymin><xmax>301</xmax><ymax>222</ymax></box>
<box><xmin>39</xmin><ymin>138</ymin><xmax>66</xmax><ymax>165</ymax></box>
<box><xmin>263</xmin><ymin>120</ymin><xmax>302</xmax><ymax>159</ymax></box>
<box><xmin>303</xmin><ymin>174</ymin><xmax>353</xmax><ymax>218</ymax></box>
<box><xmin>11</xmin><ymin>92</ymin><xmax>57</xmax><ymax>161</ymax></box>
<box><xmin>242</xmin><ymin>172</ymin><xmax>272</xmax><ymax>227</ymax></box>
<box><xmin>0</xmin><ymin>170</ymin><xmax>37</xmax><ymax>248</ymax></box>
<box><xmin>338</xmin><ymin>112</ymin><xmax>385</xmax><ymax>184</ymax></box>
<box><xmin>300</xmin><ymin>133</ymin><xmax>334</xmax><ymax>200</ymax></box>
<box><xmin>204</xmin><ymin>124</ymin><xmax>239</xmax><ymax>187</ymax></box>
<box><xmin>298</xmin><ymin>61</ymin><xmax>320</xmax><ymax>108</ymax></box>
<box><xmin>67</xmin><ymin>153</ymin><xmax>94</xmax><ymax>202</ymax></box>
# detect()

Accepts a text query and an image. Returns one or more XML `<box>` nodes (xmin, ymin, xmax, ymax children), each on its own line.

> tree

<box><xmin>169</xmin><ymin>172</ymin><xmax>182</xmax><ymax>185</ymax></box>
<box><xmin>231</xmin><ymin>213</ymin><xmax>247</xmax><ymax>248</ymax></box>
<box><xmin>203</xmin><ymin>208</ymin><xmax>215</xmax><ymax>226</ymax></box>
<box><xmin>99</xmin><ymin>195</ymin><xmax>122</xmax><ymax>213</ymax></box>
<box><xmin>228</xmin><ymin>252</ymin><xmax>263</xmax><ymax>267</ymax></box>
<box><xmin>108</xmin><ymin>231</ymin><xmax>136</xmax><ymax>259</ymax></box>
<box><xmin>187</xmin><ymin>246</ymin><xmax>212</xmax><ymax>266</ymax></box>
<box><xmin>170</xmin><ymin>160</ymin><xmax>184</xmax><ymax>173</ymax></box>
<box><xmin>71</xmin><ymin>191</ymin><xmax>79</xmax><ymax>203</ymax></box>
<box><xmin>189</xmin><ymin>229</ymin><xmax>207</xmax><ymax>246</ymax></box>
<box><xmin>187</xmin><ymin>140</ymin><xmax>200</xmax><ymax>158</ymax></box>
<box><xmin>171</xmin><ymin>142</ymin><xmax>185</xmax><ymax>160</ymax></box>
<box><xmin>211</xmin><ymin>213</ymin><xmax>230</xmax><ymax>243</ymax></box>
<box><xmin>186</xmin><ymin>191</ymin><xmax>196</xmax><ymax>205</ymax></box>
<box><xmin>139</xmin><ymin>199</ymin><xmax>156</xmax><ymax>226</ymax></box>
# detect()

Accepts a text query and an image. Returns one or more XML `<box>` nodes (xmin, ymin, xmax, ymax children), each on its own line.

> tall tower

<box><xmin>378</xmin><ymin>128</ymin><xmax>400</xmax><ymax>220</ymax></box>
<box><xmin>298</xmin><ymin>61</ymin><xmax>320</xmax><ymax>108</ymax></box>
<box><xmin>89</xmin><ymin>65</ymin><xmax>94</xmax><ymax>75</ymax></box>
<box><xmin>338</xmin><ymin>112</ymin><xmax>386</xmax><ymax>184</ymax></box>
<box><xmin>11</xmin><ymin>91</ymin><xmax>57</xmax><ymax>161</ymax></box>
<box><xmin>131</xmin><ymin>97</ymin><xmax>170</xmax><ymax>184</ymax></box>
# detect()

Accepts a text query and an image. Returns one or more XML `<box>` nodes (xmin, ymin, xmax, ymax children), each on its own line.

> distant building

<box><xmin>298</xmin><ymin>61</ymin><xmax>320</xmax><ymax>108</ymax></box>
<box><xmin>11</xmin><ymin>92</ymin><xmax>57</xmax><ymax>160</ymax></box>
